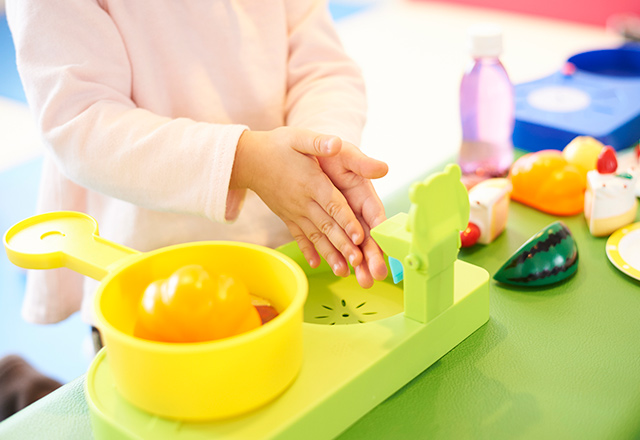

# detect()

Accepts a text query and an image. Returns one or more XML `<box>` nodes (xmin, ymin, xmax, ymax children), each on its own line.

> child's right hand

<box><xmin>232</xmin><ymin>127</ymin><xmax>374</xmax><ymax>280</ymax></box>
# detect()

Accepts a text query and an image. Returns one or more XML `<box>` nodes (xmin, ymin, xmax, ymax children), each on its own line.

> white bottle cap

<box><xmin>468</xmin><ymin>23</ymin><xmax>503</xmax><ymax>58</ymax></box>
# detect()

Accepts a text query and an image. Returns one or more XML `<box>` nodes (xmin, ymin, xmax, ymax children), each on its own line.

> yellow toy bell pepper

<box><xmin>134</xmin><ymin>265</ymin><xmax>261</xmax><ymax>343</ymax></box>
<box><xmin>509</xmin><ymin>150</ymin><xmax>586</xmax><ymax>216</ymax></box>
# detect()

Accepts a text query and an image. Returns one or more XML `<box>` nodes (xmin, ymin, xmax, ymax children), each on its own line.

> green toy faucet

<box><xmin>371</xmin><ymin>164</ymin><xmax>470</xmax><ymax>324</ymax></box>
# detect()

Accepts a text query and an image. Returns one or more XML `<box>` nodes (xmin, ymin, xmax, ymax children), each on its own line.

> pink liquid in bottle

<box><xmin>458</xmin><ymin>24</ymin><xmax>514</xmax><ymax>180</ymax></box>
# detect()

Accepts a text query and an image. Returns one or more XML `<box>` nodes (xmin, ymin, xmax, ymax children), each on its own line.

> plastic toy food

<box><xmin>510</xmin><ymin>136</ymin><xmax>607</xmax><ymax>216</ymax></box>
<box><xmin>134</xmin><ymin>265</ymin><xmax>262</xmax><ymax>343</ymax></box>
<box><xmin>509</xmin><ymin>150</ymin><xmax>585</xmax><ymax>215</ymax></box>
<box><xmin>460</xmin><ymin>222</ymin><xmax>481</xmax><ymax>248</ymax></box>
<box><xmin>562</xmin><ymin>136</ymin><xmax>605</xmax><ymax>179</ymax></box>
<box><xmin>494</xmin><ymin>221</ymin><xmax>578</xmax><ymax>286</ymax></box>
<box><xmin>596</xmin><ymin>145</ymin><xmax>617</xmax><ymax>173</ymax></box>
<box><xmin>250</xmin><ymin>294</ymin><xmax>280</xmax><ymax>324</ymax></box>
<box><xmin>462</xmin><ymin>178</ymin><xmax>512</xmax><ymax>247</ymax></box>
<box><xmin>584</xmin><ymin>147</ymin><xmax>638</xmax><ymax>237</ymax></box>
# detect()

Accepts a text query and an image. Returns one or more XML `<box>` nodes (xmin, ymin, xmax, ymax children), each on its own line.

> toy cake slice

<box><xmin>584</xmin><ymin>146</ymin><xmax>639</xmax><ymax>237</ymax></box>
<box><xmin>468</xmin><ymin>178</ymin><xmax>512</xmax><ymax>245</ymax></box>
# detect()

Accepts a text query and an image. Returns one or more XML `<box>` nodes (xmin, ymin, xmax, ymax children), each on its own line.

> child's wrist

<box><xmin>231</xmin><ymin>129</ymin><xmax>256</xmax><ymax>190</ymax></box>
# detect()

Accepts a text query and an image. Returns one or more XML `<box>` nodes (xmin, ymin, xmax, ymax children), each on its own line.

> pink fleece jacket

<box><xmin>7</xmin><ymin>0</ymin><xmax>367</xmax><ymax>324</ymax></box>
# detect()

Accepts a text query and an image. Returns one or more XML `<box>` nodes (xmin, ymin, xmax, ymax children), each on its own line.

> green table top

<box><xmin>341</xmin><ymin>196</ymin><xmax>640</xmax><ymax>439</ymax></box>
<box><xmin>2</xmin><ymin>164</ymin><xmax>640</xmax><ymax>439</ymax></box>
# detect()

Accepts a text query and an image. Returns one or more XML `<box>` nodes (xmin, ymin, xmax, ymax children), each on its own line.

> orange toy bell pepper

<box><xmin>509</xmin><ymin>150</ymin><xmax>586</xmax><ymax>216</ymax></box>
<box><xmin>134</xmin><ymin>265</ymin><xmax>261</xmax><ymax>343</ymax></box>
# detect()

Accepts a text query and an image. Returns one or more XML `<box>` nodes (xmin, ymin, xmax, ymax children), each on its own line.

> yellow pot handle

<box><xmin>3</xmin><ymin>211</ymin><xmax>140</xmax><ymax>280</ymax></box>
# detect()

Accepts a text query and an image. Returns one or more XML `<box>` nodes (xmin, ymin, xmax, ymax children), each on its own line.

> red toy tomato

<box><xmin>134</xmin><ymin>265</ymin><xmax>262</xmax><ymax>343</ymax></box>
<box><xmin>460</xmin><ymin>222</ymin><xmax>481</xmax><ymax>248</ymax></box>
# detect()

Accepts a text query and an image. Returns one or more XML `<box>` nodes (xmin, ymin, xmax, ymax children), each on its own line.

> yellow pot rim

<box><xmin>94</xmin><ymin>240</ymin><xmax>308</xmax><ymax>353</ymax></box>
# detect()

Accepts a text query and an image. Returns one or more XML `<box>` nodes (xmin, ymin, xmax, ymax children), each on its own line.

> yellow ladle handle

<box><xmin>3</xmin><ymin>211</ymin><xmax>140</xmax><ymax>280</ymax></box>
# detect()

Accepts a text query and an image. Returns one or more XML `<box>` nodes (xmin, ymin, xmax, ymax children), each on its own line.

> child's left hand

<box><xmin>318</xmin><ymin>141</ymin><xmax>389</xmax><ymax>288</ymax></box>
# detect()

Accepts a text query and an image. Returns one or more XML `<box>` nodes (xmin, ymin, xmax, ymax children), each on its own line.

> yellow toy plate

<box><xmin>606</xmin><ymin>222</ymin><xmax>640</xmax><ymax>281</ymax></box>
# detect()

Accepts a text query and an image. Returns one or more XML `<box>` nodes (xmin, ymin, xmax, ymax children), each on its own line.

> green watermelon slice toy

<box><xmin>494</xmin><ymin>221</ymin><xmax>578</xmax><ymax>286</ymax></box>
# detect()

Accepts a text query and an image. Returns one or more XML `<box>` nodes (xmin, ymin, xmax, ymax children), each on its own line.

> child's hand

<box><xmin>232</xmin><ymin>128</ymin><xmax>368</xmax><ymax>278</ymax></box>
<box><xmin>318</xmin><ymin>142</ymin><xmax>389</xmax><ymax>288</ymax></box>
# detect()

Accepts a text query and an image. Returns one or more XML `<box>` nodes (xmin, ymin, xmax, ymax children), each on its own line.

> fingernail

<box><xmin>333</xmin><ymin>263</ymin><xmax>341</xmax><ymax>275</ymax></box>
<box><xmin>324</xmin><ymin>139</ymin><xmax>334</xmax><ymax>154</ymax></box>
<box><xmin>349</xmin><ymin>254</ymin><xmax>356</xmax><ymax>266</ymax></box>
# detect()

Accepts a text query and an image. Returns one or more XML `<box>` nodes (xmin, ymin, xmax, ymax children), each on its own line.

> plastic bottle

<box><xmin>458</xmin><ymin>23</ymin><xmax>514</xmax><ymax>179</ymax></box>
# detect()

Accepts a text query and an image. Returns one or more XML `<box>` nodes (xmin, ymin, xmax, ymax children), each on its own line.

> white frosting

<box><xmin>586</xmin><ymin>167</ymin><xmax>639</xmax><ymax>220</ymax></box>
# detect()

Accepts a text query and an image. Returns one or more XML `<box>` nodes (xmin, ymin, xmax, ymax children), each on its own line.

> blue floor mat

<box><xmin>0</xmin><ymin>158</ymin><xmax>90</xmax><ymax>384</ymax></box>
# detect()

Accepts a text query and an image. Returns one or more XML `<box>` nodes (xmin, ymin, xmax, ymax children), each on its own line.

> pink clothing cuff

<box><xmin>205</xmin><ymin>124</ymin><xmax>249</xmax><ymax>223</ymax></box>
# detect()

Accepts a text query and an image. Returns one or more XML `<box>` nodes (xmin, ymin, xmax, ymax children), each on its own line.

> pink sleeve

<box><xmin>7</xmin><ymin>0</ymin><xmax>246</xmax><ymax>223</ymax></box>
<box><xmin>284</xmin><ymin>0</ymin><xmax>368</xmax><ymax>146</ymax></box>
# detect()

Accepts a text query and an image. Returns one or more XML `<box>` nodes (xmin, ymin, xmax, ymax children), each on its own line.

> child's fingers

<box><xmin>361</xmin><ymin>234</ymin><xmax>388</xmax><ymax>281</ymax></box>
<box><xmin>306</xmin><ymin>202</ymin><xmax>363</xmax><ymax>268</ymax></box>
<box><xmin>354</xmin><ymin>249</ymin><xmax>388</xmax><ymax>288</ymax></box>
<box><xmin>286</xmin><ymin>221</ymin><xmax>320</xmax><ymax>269</ymax></box>
<box><xmin>354</xmin><ymin>262</ymin><xmax>374</xmax><ymax>288</ymax></box>
<box><xmin>311</xmin><ymin>181</ymin><xmax>366</xmax><ymax>247</ymax></box>
<box><xmin>340</xmin><ymin>144</ymin><xmax>389</xmax><ymax>179</ymax></box>
<box><xmin>297</xmin><ymin>217</ymin><xmax>350</xmax><ymax>277</ymax></box>
<box><xmin>283</xmin><ymin>128</ymin><xmax>342</xmax><ymax>157</ymax></box>
<box><xmin>354</xmin><ymin>224</ymin><xmax>388</xmax><ymax>288</ymax></box>
<box><xmin>360</xmin><ymin>191</ymin><xmax>387</xmax><ymax>231</ymax></box>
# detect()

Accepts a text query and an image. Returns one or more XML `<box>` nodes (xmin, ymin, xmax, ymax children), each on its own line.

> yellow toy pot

<box><xmin>3</xmin><ymin>211</ymin><xmax>307</xmax><ymax>421</ymax></box>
